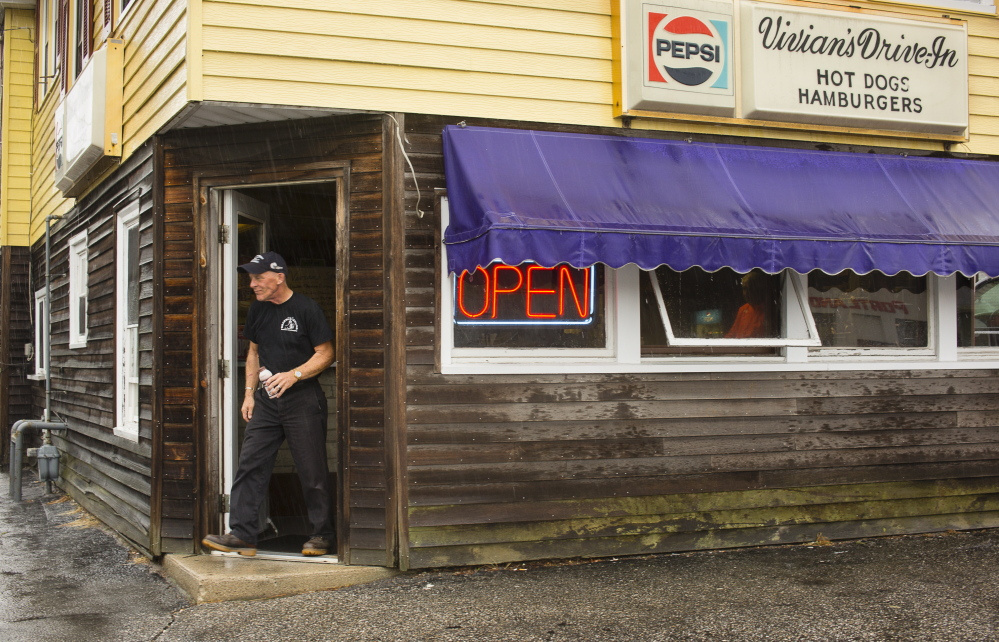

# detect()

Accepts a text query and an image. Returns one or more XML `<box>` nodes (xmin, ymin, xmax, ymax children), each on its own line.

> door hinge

<box><xmin>219</xmin><ymin>224</ymin><xmax>230</xmax><ymax>244</ymax></box>
<box><xmin>219</xmin><ymin>358</ymin><xmax>230</xmax><ymax>379</ymax></box>
<box><xmin>219</xmin><ymin>493</ymin><xmax>230</xmax><ymax>513</ymax></box>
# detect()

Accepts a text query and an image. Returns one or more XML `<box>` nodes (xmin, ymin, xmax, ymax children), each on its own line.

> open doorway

<box><xmin>217</xmin><ymin>181</ymin><xmax>340</xmax><ymax>561</ymax></box>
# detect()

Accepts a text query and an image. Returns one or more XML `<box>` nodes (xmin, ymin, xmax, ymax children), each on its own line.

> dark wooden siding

<box><xmin>399</xmin><ymin>114</ymin><xmax>999</xmax><ymax>569</ymax></box>
<box><xmin>0</xmin><ymin>246</ymin><xmax>33</xmax><ymax>463</ymax></box>
<box><xmin>29</xmin><ymin>147</ymin><xmax>155</xmax><ymax>552</ymax></box>
<box><xmin>160</xmin><ymin>115</ymin><xmax>393</xmax><ymax>563</ymax></box>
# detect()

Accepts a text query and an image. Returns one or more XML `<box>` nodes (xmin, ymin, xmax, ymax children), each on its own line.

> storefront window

<box><xmin>957</xmin><ymin>274</ymin><xmax>999</xmax><ymax>347</ymax></box>
<box><xmin>452</xmin><ymin>263</ymin><xmax>606</xmax><ymax>349</ymax></box>
<box><xmin>807</xmin><ymin>271</ymin><xmax>928</xmax><ymax>348</ymax></box>
<box><xmin>641</xmin><ymin>267</ymin><xmax>786</xmax><ymax>354</ymax></box>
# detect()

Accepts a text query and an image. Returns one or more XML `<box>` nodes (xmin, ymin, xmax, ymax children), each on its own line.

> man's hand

<box><xmin>264</xmin><ymin>371</ymin><xmax>298</xmax><ymax>399</ymax></box>
<box><xmin>241</xmin><ymin>394</ymin><xmax>255</xmax><ymax>421</ymax></box>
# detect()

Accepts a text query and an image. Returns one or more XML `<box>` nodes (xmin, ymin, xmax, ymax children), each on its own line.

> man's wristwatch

<box><xmin>294</xmin><ymin>370</ymin><xmax>303</xmax><ymax>379</ymax></box>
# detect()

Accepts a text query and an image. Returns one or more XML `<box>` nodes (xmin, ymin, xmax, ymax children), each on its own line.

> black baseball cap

<box><xmin>237</xmin><ymin>251</ymin><xmax>287</xmax><ymax>274</ymax></box>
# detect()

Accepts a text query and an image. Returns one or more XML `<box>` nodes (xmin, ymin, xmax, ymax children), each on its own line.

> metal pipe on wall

<box><xmin>8</xmin><ymin>420</ymin><xmax>68</xmax><ymax>501</ymax></box>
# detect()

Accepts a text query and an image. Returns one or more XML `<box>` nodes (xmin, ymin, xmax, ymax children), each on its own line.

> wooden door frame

<box><xmin>192</xmin><ymin>163</ymin><xmax>350</xmax><ymax>558</ymax></box>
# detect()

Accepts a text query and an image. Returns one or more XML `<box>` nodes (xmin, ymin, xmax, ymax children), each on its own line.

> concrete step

<box><xmin>163</xmin><ymin>553</ymin><xmax>399</xmax><ymax>603</ymax></box>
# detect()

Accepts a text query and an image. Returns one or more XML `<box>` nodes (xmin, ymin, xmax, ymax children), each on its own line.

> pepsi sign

<box><xmin>649</xmin><ymin>14</ymin><xmax>728</xmax><ymax>89</ymax></box>
<box><xmin>618</xmin><ymin>1</ymin><xmax>735</xmax><ymax>117</ymax></box>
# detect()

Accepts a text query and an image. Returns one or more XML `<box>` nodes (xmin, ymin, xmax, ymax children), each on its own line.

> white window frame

<box><xmin>37</xmin><ymin>0</ymin><xmax>58</xmax><ymax>99</ymax></box>
<box><xmin>68</xmin><ymin>231</ymin><xmax>88</xmax><ymax>349</ymax></box>
<box><xmin>805</xmin><ymin>272</ymin><xmax>938</xmax><ymax>361</ymax></box>
<box><xmin>646</xmin><ymin>268</ymin><xmax>820</xmax><ymax>348</ymax></box>
<box><xmin>114</xmin><ymin>202</ymin><xmax>141</xmax><ymax>441</ymax></box>
<box><xmin>118</xmin><ymin>0</ymin><xmax>136</xmax><ymax>22</ymax></box>
<box><xmin>439</xmin><ymin>206</ymin><xmax>999</xmax><ymax>375</ymax></box>
<box><xmin>29</xmin><ymin>288</ymin><xmax>49</xmax><ymax>380</ymax></box>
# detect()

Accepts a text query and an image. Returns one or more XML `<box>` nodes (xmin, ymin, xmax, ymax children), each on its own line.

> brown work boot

<box><xmin>302</xmin><ymin>536</ymin><xmax>331</xmax><ymax>556</ymax></box>
<box><xmin>202</xmin><ymin>533</ymin><xmax>257</xmax><ymax>556</ymax></box>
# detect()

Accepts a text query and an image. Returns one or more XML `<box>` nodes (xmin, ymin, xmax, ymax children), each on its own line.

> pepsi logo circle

<box><xmin>648</xmin><ymin>12</ymin><xmax>729</xmax><ymax>90</ymax></box>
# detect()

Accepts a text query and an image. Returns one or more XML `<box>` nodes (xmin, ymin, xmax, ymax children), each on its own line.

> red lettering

<box><xmin>491</xmin><ymin>264</ymin><xmax>524</xmax><ymax>318</ymax></box>
<box><xmin>559</xmin><ymin>265</ymin><xmax>589</xmax><ymax>318</ymax></box>
<box><xmin>526</xmin><ymin>266</ymin><xmax>556</xmax><ymax>318</ymax></box>
<box><xmin>456</xmin><ymin>267</ymin><xmax>489</xmax><ymax>318</ymax></box>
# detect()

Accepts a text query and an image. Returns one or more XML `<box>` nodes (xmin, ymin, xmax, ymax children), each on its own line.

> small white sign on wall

<box><xmin>740</xmin><ymin>2</ymin><xmax>968</xmax><ymax>135</ymax></box>
<box><xmin>619</xmin><ymin>0</ymin><xmax>736</xmax><ymax>116</ymax></box>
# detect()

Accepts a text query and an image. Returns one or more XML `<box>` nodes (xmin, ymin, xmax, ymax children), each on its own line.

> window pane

<box><xmin>78</xmin><ymin>296</ymin><xmax>87</xmax><ymax>336</ymax></box>
<box><xmin>957</xmin><ymin>274</ymin><xmax>999</xmax><ymax>347</ymax></box>
<box><xmin>127</xmin><ymin>223</ymin><xmax>140</xmax><ymax>325</ymax></box>
<box><xmin>641</xmin><ymin>267</ymin><xmax>782</xmax><ymax>348</ymax></box>
<box><xmin>453</xmin><ymin>263</ymin><xmax>605</xmax><ymax>349</ymax></box>
<box><xmin>807</xmin><ymin>271</ymin><xmax>927</xmax><ymax>348</ymax></box>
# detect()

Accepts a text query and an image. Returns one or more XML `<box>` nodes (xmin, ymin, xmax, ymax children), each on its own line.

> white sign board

<box><xmin>740</xmin><ymin>2</ymin><xmax>968</xmax><ymax>135</ymax></box>
<box><xmin>619</xmin><ymin>0</ymin><xmax>736</xmax><ymax>116</ymax></box>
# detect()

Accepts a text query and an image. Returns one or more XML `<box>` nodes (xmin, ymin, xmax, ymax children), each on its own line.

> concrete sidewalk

<box><xmin>3</xmin><ymin>474</ymin><xmax>999</xmax><ymax>641</ymax></box>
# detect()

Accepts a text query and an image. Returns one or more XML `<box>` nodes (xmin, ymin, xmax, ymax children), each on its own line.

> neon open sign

<box><xmin>454</xmin><ymin>263</ymin><xmax>596</xmax><ymax>326</ymax></box>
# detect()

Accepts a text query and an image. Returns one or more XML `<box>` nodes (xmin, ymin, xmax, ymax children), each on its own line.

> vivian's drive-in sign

<box><xmin>617</xmin><ymin>0</ymin><xmax>969</xmax><ymax>136</ymax></box>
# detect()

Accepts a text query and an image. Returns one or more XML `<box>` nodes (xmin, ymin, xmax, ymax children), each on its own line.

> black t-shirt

<box><xmin>243</xmin><ymin>292</ymin><xmax>333</xmax><ymax>386</ymax></box>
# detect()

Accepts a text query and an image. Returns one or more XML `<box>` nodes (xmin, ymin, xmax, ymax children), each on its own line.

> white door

<box><xmin>221</xmin><ymin>190</ymin><xmax>270</xmax><ymax>530</ymax></box>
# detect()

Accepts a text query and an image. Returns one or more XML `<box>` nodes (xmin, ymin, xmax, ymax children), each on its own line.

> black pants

<box><xmin>229</xmin><ymin>384</ymin><xmax>334</xmax><ymax>545</ymax></box>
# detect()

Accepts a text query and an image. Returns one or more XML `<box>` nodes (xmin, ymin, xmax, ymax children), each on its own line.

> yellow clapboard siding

<box><xmin>118</xmin><ymin>0</ymin><xmax>190</xmax><ymax>161</ymax></box>
<box><xmin>970</xmin><ymin>74</ymin><xmax>999</xmax><ymax>96</ymax></box>
<box><xmin>968</xmin><ymin>36</ymin><xmax>999</xmax><ymax>58</ymax></box>
<box><xmin>969</xmin><ymin>114</ymin><xmax>999</xmax><ymax>137</ymax></box>
<box><xmin>28</xmin><ymin>86</ymin><xmax>72</xmax><ymax>245</ymax></box>
<box><xmin>967</xmin><ymin>14</ymin><xmax>999</xmax><ymax>39</ymax></box>
<box><xmin>968</xmin><ymin>135</ymin><xmax>999</xmax><ymax>155</ymax></box>
<box><xmin>202</xmin><ymin>3</ymin><xmax>609</xmax><ymax>59</ymax></box>
<box><xmin>8</xmin><ymin>84</ymin><xmax>34</xmax><ymax>99</ymax></box>
<box><xmin>968</xmin><ymin>56</ymin><xmax>998</xmax><ymax>76</ymax></box>
<box><xmin>209</xmin><ymin>0</ymin><xmax>611</xmax><ymax>36</ymax></box>
<box><xmin>202</xmin><ymin>52</ymin><xmax>609</xmax><ymax>105</ymax></box>
<box><xmin>463</xmin><ymin>0</ymin><xmax>609</xmax><ymax>11</ymax></box>
<box><xmin>202</xmin><ymin>26</ymin><xmax>612</xmax><ymax>83</ymax></box>
<box><xmin>122</xmin><ymin>0</ymin><xmax>185</xmax><ymax>72</ymax></box>
<box><xmin>203</xmin><ymin>74</ymin><xmax>614</xmax><ymax>124</ymax></box>
<box><xmin>4</xmin><ymin>135</ymin><xmax>31</xmax><ymax>151</ymax></box>
<box><xmin>199</xmin><ymin>74</ymin><xmax>944</xmax><ymax>152</ymax></box>
<box><xmin>7</xmin><ymin>174</ymin><xmax>31</xmax><ymax>192</ymax></box>
<box><xmin>123</xmin><ymin>35</ymin><xmax>186</xmax><ymax>118</ymax></box>
<box><xmin>1</xmin><ymin>8</ymin><xmax>36</xmax><ymax>247</ymax></box>
<box><xmin>970</xmin><ymin>94</ymin><xmax>999</xmax><ymax>116</ymax></box>
<box><xmin>123</xmin><ymin>79</ymin><xmax>188</xmax><ymax>158</ymax></box>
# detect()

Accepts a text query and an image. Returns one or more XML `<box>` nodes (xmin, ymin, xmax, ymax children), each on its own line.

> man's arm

<box><xmin>262</xmin><ymin>341</ymin><xmax>334</xmax><ymax>399</ymax></box>
<box><xmin>242</xmin><ymin>342</ymin><xmax>261</xmax><ymax>421</ymax></box>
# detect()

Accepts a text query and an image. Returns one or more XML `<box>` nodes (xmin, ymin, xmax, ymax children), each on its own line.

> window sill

<box><xmin>26</xmin><ymin>373</ymin><xmax>46</xmax><ymax>381</ymax></box>
<box><xmin>441</xmin><ymin>357</ymin><xmax>999</xmax><ymax>375</ymax></box>
<box><xmin>113</xmin><ymin>425</ymin><xmax>139</xmax><ymax>442</ymax></box>
<box><xmin>69</xmin><ymin>340</ymin><xmax>87</xmax><ymax>350</ymax></box>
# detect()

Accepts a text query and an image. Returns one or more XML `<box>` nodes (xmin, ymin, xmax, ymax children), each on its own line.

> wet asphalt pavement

<box><xmin>2</xmin><ymin>474</ymin><xmax>998</xmax><ymax>641</ymax></box>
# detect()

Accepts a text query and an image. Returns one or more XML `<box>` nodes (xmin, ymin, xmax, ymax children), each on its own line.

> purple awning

<box><xmin>442</xmin><ymin>125</ymin><xmax>999</xmax><ymax>277</ymax></box>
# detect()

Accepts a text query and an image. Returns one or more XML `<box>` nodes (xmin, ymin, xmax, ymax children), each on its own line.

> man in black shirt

<box><xmin>203</xmin><ymin>251</ymin><xmax>335</xmax><ymax>557</ymax></box>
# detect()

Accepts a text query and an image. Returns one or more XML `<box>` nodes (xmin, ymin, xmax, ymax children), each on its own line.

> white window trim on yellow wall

<box><xmin>439</xmin><ymin>201</ymin><xmax>999</xmax><ymax>375</ymax></box>
<box><xmin>114</xmin><ymin>201</ymin><xmax>140</xmax><ymax>442</ymax></box>
<box><xmin>68</xmin><ymin>230</ymin><xmax>88</xmax><ymax>349</ymax></box>
<box><xmin>37</xmin><ymin>0</ymin><xmax>57</xmax><ymax>100</ymax></box>
<box><xmin>118</xmin><ymin>0</ymin><xmax>135</xmax><ymax>21</ymax></box>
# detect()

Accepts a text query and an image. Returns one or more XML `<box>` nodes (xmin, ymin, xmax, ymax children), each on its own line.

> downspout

<box><xmin>44</xmin><ymin>214</ymin><xmax>60</xmax><ymax>421</ymax></box>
